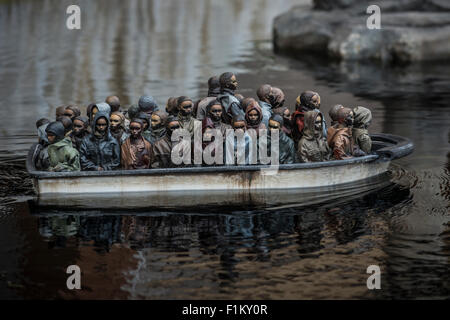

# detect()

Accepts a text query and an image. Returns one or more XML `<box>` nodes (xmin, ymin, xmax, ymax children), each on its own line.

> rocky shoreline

<box><xmin>273</xmin><ymin>0</ymin><xmax>450</xmax><ymax>63</ymax></box>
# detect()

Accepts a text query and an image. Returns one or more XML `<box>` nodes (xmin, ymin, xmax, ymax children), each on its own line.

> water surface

<box><xmin>0</xmin><ymin>0</ymin><xmax>449</xmax><ymax>299</ymax></box>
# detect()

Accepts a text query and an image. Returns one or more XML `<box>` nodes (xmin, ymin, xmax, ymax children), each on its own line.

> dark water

<box><xmin>0</xmin><ymin>0</ymin><xmax>449</xmax><ymax>299</ymax></box>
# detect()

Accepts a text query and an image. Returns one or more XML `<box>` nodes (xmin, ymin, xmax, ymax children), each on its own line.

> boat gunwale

<box><xmin>26</xmin><ymin>133</ymin><xmax>414</xmax><ymax>180</ymax></box>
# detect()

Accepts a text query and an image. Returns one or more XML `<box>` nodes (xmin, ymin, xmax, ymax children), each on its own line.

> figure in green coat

<box><xmin>297</xmin><ymin>110</ymin><xmax>331</xmax><ymax>163</ymax></box>
<box><xmin>352</xmin><ymin>106</ymin><xmax>372</xmax><ymax>154</ymax></box>
<box><xmin>46</xmin><ymin>121</ymin><xmax>80</xmax><ymax>172</ymax></box>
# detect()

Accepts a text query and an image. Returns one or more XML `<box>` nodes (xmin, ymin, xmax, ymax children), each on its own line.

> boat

<box><xmin>26</xmin><ymin>133</ymin><xmax>414</xmax><ymax>209</ymax></box>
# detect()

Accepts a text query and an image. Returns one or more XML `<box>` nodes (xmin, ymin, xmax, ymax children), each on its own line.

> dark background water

<box><xmin>0</xmin><ymin>0</ymin><xmax>449</xmax><ymax>299</ymax></box>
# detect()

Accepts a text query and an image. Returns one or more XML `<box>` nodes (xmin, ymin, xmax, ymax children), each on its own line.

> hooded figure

<box><xmin>195</xmin><ymin>117</ymin><xmax>224</xmax><ymax>166</ymax></box>
<box><xmin>269</xmin><ymin>87</ymin><xmax>285</xmax><ymax>109</ymax></box>
<box><xmin>225</xmin><ymin>114</ymin><xmax>254</xmax><ymax>165</ymax></box>
<box><xmin>33</xmin><ymin>122</ymin><xmax>51</xmax><ymax>171</ymax></box>
<box><xmin>297</xmin><ymin>111</ymin><xmax>331</xmax><ymax>163</ymax></box>
<box><xmin>176</xmin><ymin>96</ymin><xmax>200</xmax><ymax>137</ymax></box>
<box><xmin>110</xmin><ymin>111</ymin><xmax>128</xmax><ymax>144</ymax></box>
<box><xmin>56</xmin><ymin>116</ymin><xmax>73</xmax><ymax>136</ymax></box>
<box><xmin>217</xmin><ymin>72</ymin><xmax>244</xmax><ymax>124</ymax></box>
<box><xmin>291</xmin><ymin>91</ymin><xmax>326</xmax><ymax>147</ymax></box>
<box><xmin>137</xmin><ymin>112</ymin><xmax>152</xmax><ymax>142</ymax></box>
<box><xmin>37</xmin><ymin>121</ymin><xmax>50</xmax><ymax>145</ymax></box>
<box><xmin>79</xmin><ymin>112</ymin><xmax>121</xmax><ymax>171</ymax></box>
<box><xmin>90</xmin><ymin>102</ymin><xmax>111</xmax><ymax>123</ymax></box>
<box><xmin>121</xmin><ymin>118</ymin><xmax>153</xmax><ymax>170</ymax></box>
<box><xmin>352</xmin><ymin>106</ymin><xmax>372</xmax><ymax>154</ymax></box>
<box><xmin>126</xmin><ymin>104</ymin><xmax>140</xmax><ymax>122</ymax></box>
<box><xmin>69</xmin><ymin>116</ymin><xmax>89</xmax><ymax>151</ymax></box>
<box><xmin>36</xmin><ymin>118</ymin><xmax>50</xmax><ymax>129</ymax></box>
<box><xmin>196</xmin><ymin>76</ymin><xmax>221</xmax><ymax>120</ymax></box>
<box><xmin>243</xmin><ymin>98</ymin><xmax>266</xmax><ymax>134</ymax></box>
<box><xmin>45</xmin><ymin>121</ymin><xmax>80</xmax><ymax>172</ymax></box>
<box><xmin>138</xmin><ymin>95</ymin><xmax>159</xmax><ymax>116</ymax></box>
<box><xmin>272</xmin><ymin>106</ymin><xmax>292</xmax><ymax>137</ymax></box>
<box><xmin>149</xmin><ymin>110</ymin><xmax>168</xmax><ymax>144</ymax></box>
<box><xmin>267</xmin><ymin>114</ymin><xmax>296</xmax><ymax>164</ymax></box>
<box><xmin>152</xmin><ymin>115</ymin><xmax>179</xmax><ymax>168</ymax></box>
<box><xmin>328</xmin><ymin>107</ymin><xmax>356</xmax><ymax>160</ymax></box>
<box><xmin>165</xmin><ymin>97</ymin><xmax>179</xmax><ymax>116</ymax></box>
<box><xmin>205</xmin><ymin>99</ymin><xmax>232</xmax><ymax>136</ymax></box>
<box><xmin>327</xmin><ymin>104</ymin><xmax>344</xmax><ymax>145</ymax></box>
<box><xmin>256</xmin><ymin>84</ymin><xmax>273</xmax><ymax>128</ymax></box>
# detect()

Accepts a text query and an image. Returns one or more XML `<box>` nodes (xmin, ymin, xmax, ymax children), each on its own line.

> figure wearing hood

<box><xmin>126</xmin><ymin>104</ymin><xmax>140</xmax><ymax>123</ymax></box>
<box><xmin>225</xmin><ymin>115</ymin><xmax>254</xmax><ymax>165</ymax></box>
<box><xmin>269</xmin><ymin>87</ymin><xmax>285</xmax><ymax>109</ymax></box>
<box><xmin>196</xmin><ymin>76</ymin><xmax>221</xmax><ymax>120</ymax></box>
<box><xmin>352</xmin><ymin>106</ymin><xmax>372</xmax><ymax>154</ymax></box>
<box><xmin>176</xmin><ymin>96</ymin><xmax>200</xmax><ymax>138</ymax></box>
<box><xmin>56</xmin><ymin>116</ymin><xmax>73</xmax><ymax>137</ymax></box>
<box><xmin>33</xmin><ymin>121</ymin><xmax>51</xmax><ymax>171</ymax></box>
<box><xmin>217</xmin><ymin>72</ymin><xmax>244</xmax><ymax>124</ymax></box>
<box><xmin>243</xmin><ymin>99</ymin><xmax>266</xmax><ymax>163</ymax></box>
<box><xmin>328</xmin><ymin>107</ymin><xmax>356</xmax><ymax>160</ymax></box>
<box><xmin>291</xmin><ymin>91</ymin><xmax>326</xmax><ymax>148</ymax></box>
<box><xmin>243</xmin><ymin>98</ymin><xmax>266</xmax><ymax>135</ymax></box>
<box><xmin>79</xmin><ymin>112</ymin><xmax>121</xmax><ymax>171</ymax></box>
<box><xmin>267</xmin><ymin>114</ymin><xmax>296</xmax><ymax>164</ymax></box>
<box><xmin>327</xmin><ymin>104</ymin><xmax>344</xmax><ymax>145</ymax></box>
<box><xmin>205</xmin><ymin>99</ymin><xmax>232</xmax><ymax>137</ymax></box>
<box><xmin>138</xmin><ymin>95</ymin><xmax>160</xmax><ymax>117</ymax></box>
<box><xmin>36</xmin><ymin>118</ymin><xmax>50</xmax><ymax>145</ymax></box>
<box><xmin>110</xmin><ymin>111</ymin><xmax>128</xmax><ymax>144</ymax></box>
<box><xmin>165</xmin><ymin>97</ymin><xmax>179</xmax><ymax>116</ymax></box>
<box><xmin>272</xmin><ymin>106</ymin><xmax>292</xmax><ymax>137</ymax></box>
<box><xmin>152</xmin><ymin>116</ymin><xmax>179</xmax><ymax>168</ymax></box>
<box><xmin>136</xmin><ymin>112</ymin><xmax>152</xmax><ymax>142</ymax></box>
<box><xmin>69</xmin><ymin>116</ymin><xmax>89</xmax><ymax>151</ymax></box>
<box><xmin>45</xmin><ymin>121</ymin><xmax>80</xmax><ymax>172</ymax></box>
<box><xmin>121</xmin><ymin>119</ymin><xmax>153</xmax><ymax>170</ymax></box>
<box><xmin>149</xmin><ymin>110</ymin><xmax>168</xmax><ymax>144</ymax></box>
<box><xmin>196</xmin><ymin>117</ymin><xmax>225</xmax><ymax>166</ymax></box>
<box><xmin>256</xmin><ymin>84</ymin><xmax>273</xmax><ymax>128</ymax></box>
<box><xmin>297</xmin><ymin>111</ymin><xmax>331</xmax><ymax>163</ymax></box>
<box><xmin>90</xmin><ymin>102</ymin><xmax>111</xmax><ymax>124</ymax></box>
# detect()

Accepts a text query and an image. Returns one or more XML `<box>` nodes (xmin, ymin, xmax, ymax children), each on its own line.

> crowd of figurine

<box><xmin>32</xmin><ymin>72</ymin><xmax>373</xmax><ymax>172</ymax></box>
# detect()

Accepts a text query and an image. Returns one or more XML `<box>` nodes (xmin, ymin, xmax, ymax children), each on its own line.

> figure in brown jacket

<box><xmin>328</xmin><ymin>107</ymin><xmax>355</xmax><ymax>160</ymax></box>
<box><xmin>327</xmin><ymin>104</ymin><xmax>344</xmax><ymax>145</ymax></box>
<box><xmin>121</xmin><ymin>119</ymin><xmax>153</xmax><ymax>170</ymax></box>
<box><xmin>152</xmin><ymin>116</ymin><xmax>180</xmax><ymax>168</ymax></box>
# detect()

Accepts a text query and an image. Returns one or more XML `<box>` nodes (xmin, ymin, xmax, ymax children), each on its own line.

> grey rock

<box><xmin>273</xmin><ymin>1</ymin><xmax>450</xmax><ymax>62</ymax></box>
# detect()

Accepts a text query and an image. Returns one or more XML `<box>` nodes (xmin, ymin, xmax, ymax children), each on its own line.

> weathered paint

<box><xmin>36</xmin><ymin>161</ymin><xmax>390</xmax><ymax>195</ymax></box>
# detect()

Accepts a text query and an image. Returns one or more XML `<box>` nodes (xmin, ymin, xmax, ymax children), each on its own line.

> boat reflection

<box><xmin>32</xmin><ymin>180</ymin><xmax>411</xmax><ymax>253</ymax></box>
<box><xmin>19</xmin><ymin>180</ymin><xmax>413</xmax><ymax>299</ymax></box>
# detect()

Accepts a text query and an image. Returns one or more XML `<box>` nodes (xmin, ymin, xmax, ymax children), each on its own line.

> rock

<box><xmin>273</xmin><ymin>1</ymin><xmax>450</xmax><ymax>63</ymax></box>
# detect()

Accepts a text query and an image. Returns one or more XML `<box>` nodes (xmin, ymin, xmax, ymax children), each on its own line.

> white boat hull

<box><xmin>34</xmin><ymin>160</ymin><xmax>389</xmax><ymax>195</ymax></box>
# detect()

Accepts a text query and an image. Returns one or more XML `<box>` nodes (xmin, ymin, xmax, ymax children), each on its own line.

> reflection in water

<box><xmin>0</xmin><ymin>0</ymin><xmax>449</xmax><ymax>299</ymax></box>
<box><xmin>21</xmin><ymin>183</ymin><xmax>416</xmax><ymax>299</ymax></box>
<box><xmin>0</xmin><ymin>0</ymin><xmax>300</xmax><ymax>139</ymax></box>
